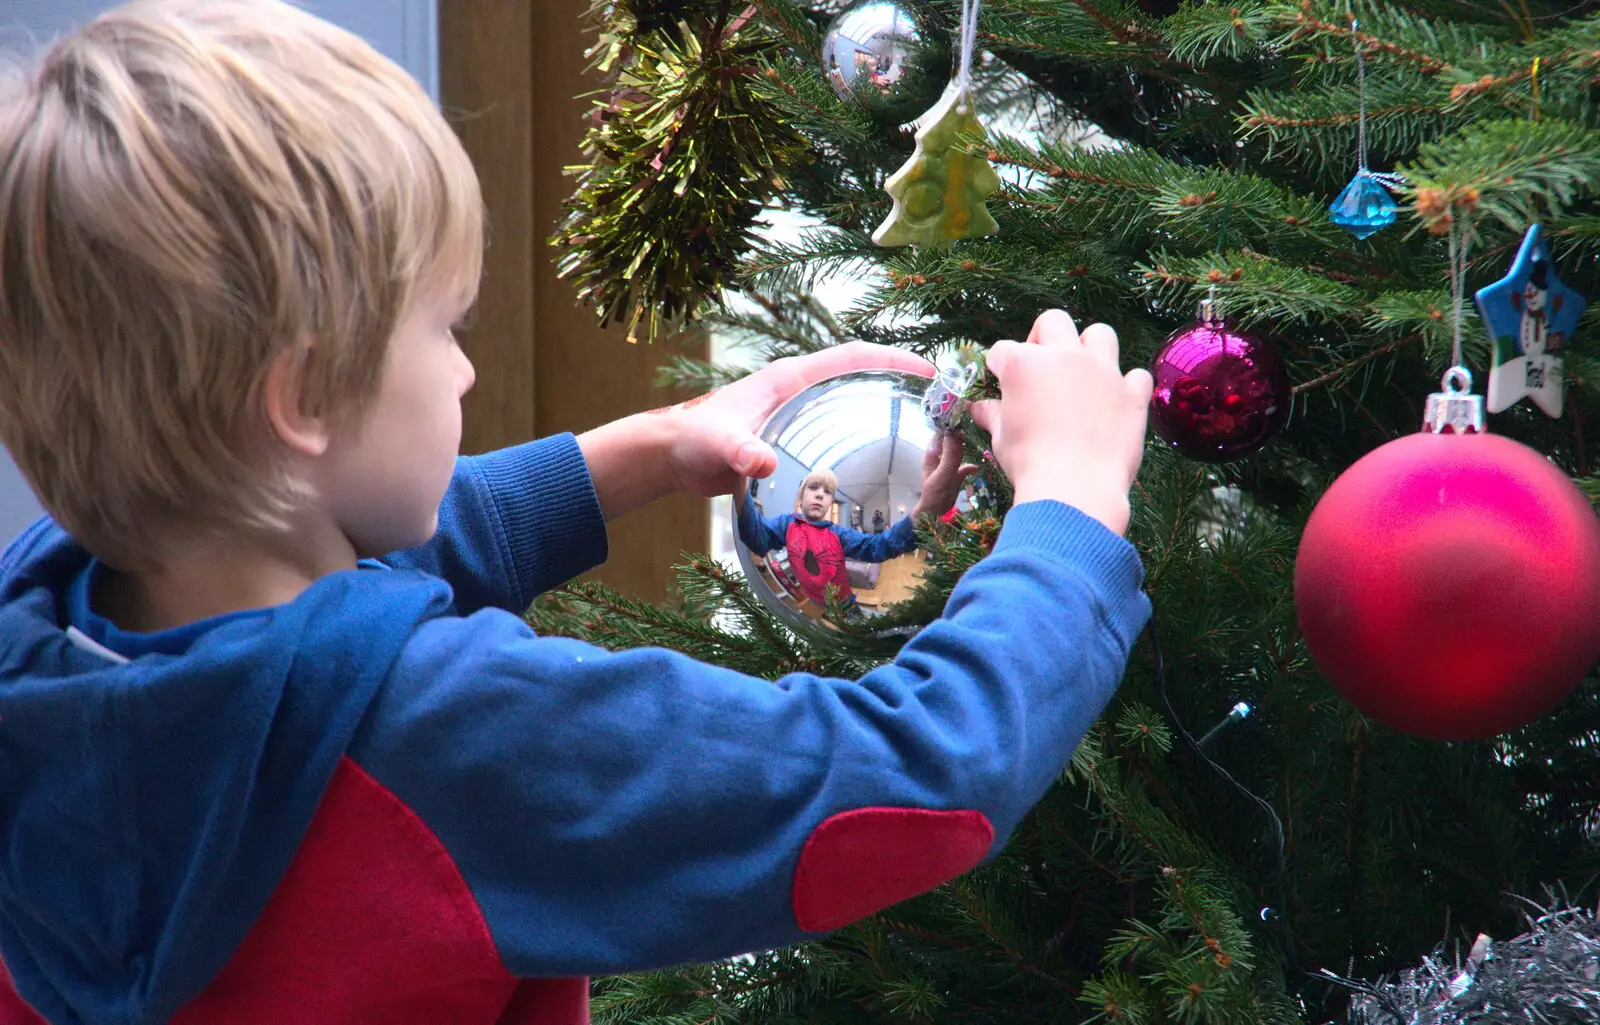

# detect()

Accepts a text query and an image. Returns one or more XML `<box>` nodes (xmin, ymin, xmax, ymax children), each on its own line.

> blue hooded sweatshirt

<box><xmin>0</xmin><ymin>434</ymin><xmax>1151</xmax><ymax>1024</ymax></box>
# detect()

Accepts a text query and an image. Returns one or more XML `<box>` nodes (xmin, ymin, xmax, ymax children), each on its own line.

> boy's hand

<box><xmin>968</xmin><ymin>310</ymin><xmax>1152</xmax><ymax>536</ymax></box>
<box><xmin>664</xmin><ymin>342</ymin><xmax>934</xmax><ymax>498</ymax></box>
<box><xmin>910</xmin><ymin>435</ymin><xmax>978</xmax><ymax>520</ymax></box>
<box><xmin>580</xmin><ymin>343</ymin><xmax>934</xmax><ymax>522</ymax></box>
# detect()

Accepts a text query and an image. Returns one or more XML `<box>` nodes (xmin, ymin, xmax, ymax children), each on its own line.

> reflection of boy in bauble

<box><xmin>739</xmin><ymin>439</ymin><xmax>970</xmax><ymax>607</ymax></box>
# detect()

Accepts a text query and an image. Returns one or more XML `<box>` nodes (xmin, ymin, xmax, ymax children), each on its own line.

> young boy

<box><xmin>737</xmin><ymin>468</ymin><xmax>939</xmax><ymax>608</ymax></box>
<box><xmin>0</xmin><ymin>2</ymin><xmax>1155</xmax><ymax>1023</ymax></box>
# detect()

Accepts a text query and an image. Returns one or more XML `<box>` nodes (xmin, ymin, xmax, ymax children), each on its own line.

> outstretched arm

<box><xmin>736</xmin><ymin>490</ymin><xmax>790</xmax><ymax>555</ymax></box>
<box><xmin>834</xmin><ymin>434</ymin><xmax>976</xmax><ymax>561</ymax></box>
<box><xmin>381</xmin><ymin>344</ymin><xmax>935</xmax><ymax>614</ymax></box>
<box><xmin>352</xmin><ymin>501</ymin><xmax>1150</xmax><ymax>978</ymax></box>
<box><xmin>382</xmin><ymin>435</ymin><xmax>607</xmax><ymax>616</ymax></box>
<box><xmin>833</xmin><ymin>516</ymin><xmax>918</xmax><ymax>561</ymax></box>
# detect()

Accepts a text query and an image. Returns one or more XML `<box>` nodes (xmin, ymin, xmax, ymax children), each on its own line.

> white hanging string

<box><xmin>1349</xmin><ymin>11</ymin><xmax>1405</xmax><ymax>188</ymax></box>
<box><xmin>1352</xmin><ymin>17</ymin><xmax>1369</xmax><ymax>173</ymax></box>
<box><xmin>1448</xmin><ymin>221</ymin><xmax>1464</xmax><ymax>371</ymax></box>
<box><xmin>956</xmin><ymin>0</ymin><xmax>982</xmax><ymax>98</ymax></box>
<box><xmin>1444</xmin><ymin>213</ymin><xmax>1473</xmax><ymax>394</ymax></box>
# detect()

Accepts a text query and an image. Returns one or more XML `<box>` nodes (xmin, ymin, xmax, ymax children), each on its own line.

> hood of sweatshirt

<box><xmin>0</xmin><ymin>519</ymin><xmax>450</xmax><ymax>1024</ymax></box>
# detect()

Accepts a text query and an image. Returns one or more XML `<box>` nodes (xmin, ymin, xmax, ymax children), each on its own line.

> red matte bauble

<box><xmin>1149</xmin><ymin>319</ymin><xmax>1291</xmax><ymax>462</ymax></box>
<box><xmin>1295</xmin><ymin>431</ymin><xmax>1600</xmax><ymax>741</ymax></box>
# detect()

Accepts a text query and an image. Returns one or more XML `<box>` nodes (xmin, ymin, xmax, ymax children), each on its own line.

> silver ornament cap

<box><xmin>1421</xmin><ymin>366</ymin><xmax>1486</xmax><ymax>435</ymax></box>
<box><xmin>922</xmin><ymin>361</ymin><xmax>978</xmax><ymax>431</ymax></box>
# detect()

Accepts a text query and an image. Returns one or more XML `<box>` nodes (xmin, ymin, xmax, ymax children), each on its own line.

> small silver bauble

<box><xmin>820</xmin><ymin>0</ymin><xmax>949</xmax><ymax>124</ymax></box>
<box><xmin>733</xmin><ymin>369</ymin><xmax>950</xmax><ymax>639</ymax></box>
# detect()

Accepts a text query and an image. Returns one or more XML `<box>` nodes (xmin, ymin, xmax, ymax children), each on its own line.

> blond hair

<box><xmin>0</xmin><ymin>0</ymin><xmax>484</xmax><ymax>569</ymax></box>
<box><xmin>795</xmin><ymin>469</ymin><xmax>838</xmax><ymax>511</ymax></box>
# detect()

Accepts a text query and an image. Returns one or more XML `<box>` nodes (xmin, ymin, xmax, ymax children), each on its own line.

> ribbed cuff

<box><xmin>992</xmin><ymin>500</ymin><xmax>1149</xmax><ymax>642</ymax></box>
<box><xmin>471</xmin><ymin>434</ymin><xmax>609</xmax><ymax>603</ymax></box>
<box><xmin>888</xmin><ymin>513</ymin><xmax>917</xmax><ymax>552</ymax></box>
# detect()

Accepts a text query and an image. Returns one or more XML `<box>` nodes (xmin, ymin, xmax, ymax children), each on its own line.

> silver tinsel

<box><xmin>1339</xmin><ymin>903</ymin><xmax>1600</xmax><ymax>1024</ymax></box>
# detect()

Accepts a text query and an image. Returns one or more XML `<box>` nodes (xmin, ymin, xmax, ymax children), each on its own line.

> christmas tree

<box><xmin>542</xmin><ymin>0</ymin><xmax>1600</xmax><ymax>1021</ymax></box>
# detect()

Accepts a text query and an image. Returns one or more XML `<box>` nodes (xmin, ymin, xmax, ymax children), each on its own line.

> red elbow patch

<box><xmin>791</xmin><ymin>807</ymin><xmax>995</xmax><ymax>932</ymax></box>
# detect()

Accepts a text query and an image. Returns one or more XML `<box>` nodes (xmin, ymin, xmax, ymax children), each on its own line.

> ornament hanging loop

<box><xmin>1419</xmin><ymin>179</ymin><xmax>1485</xmax><ymax>434</ymax></box>
<box><xmin>1423</xmin><ymin>366</ymin><xmax>1485</xmax><ymax>434</ymax></box>
<box><xmin>923</xmin><ymin>360</ymin><xmax>979</xmax><ymax>431</ymax></box>
<box><xmin>1351</xmin><ymin>16</ymin><xmax>1368</xmax><ymax>173</ymax></box>
<box><xmin>955</xmin><ymin>0</ymin><xmax>981</xmax><ymax>105</ymax></box>
<box><xmin>1344</xmin><ymin>14</ymin><xmax>1402</xmax><ymax>187</ymax></box>
<box><xmin>1197</xmin><ymin>283</ymin><xmax>1222</xmax><ymax>325</ymax></box>
<box><xmin>1345</xmin><ymin>15</ymin><xmax>1403</xmax><ymax>188</ymax></box>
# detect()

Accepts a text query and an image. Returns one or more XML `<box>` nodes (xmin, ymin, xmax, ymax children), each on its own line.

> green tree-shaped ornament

<box><xmin>872</xmin><ymin>86</ymin><xmax>1000</xmax><ymax>248</ymax></box>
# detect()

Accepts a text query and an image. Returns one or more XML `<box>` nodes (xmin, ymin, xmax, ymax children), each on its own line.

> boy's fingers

<box><xmin>984</xmin><ymin>340</ymin><xmax>1022</xmax><ymax>381</ymax></box>
<box><xmin>940</xmin><ymin>436</ymin><xmax>967</xmax><ymax>478</ymax></box>
<box><xmin>968</xmin><ymin>399</ymin><xmax>998</xmax><ymax>432</ymax></box>
<box><xmin>776</xmin><ymin>342</ymin><xmax>933</xmax><ymax>392</ymax></box>
<box><xmin>746</xmin><ymin>342</ymin><xmax>935</xmax><ymax>423</ymax></box>
<box><xmin>923</xmin><ymin>434</ymin><xmax>962</xmax><ymax>481</ymax></box>
<box><xmin>1081</xmin><ymin>322</ymin><xmax>1119</xmax><ymax>368</ymax></box>
<box><xmin>826</xmin><ymin>340</ymin><xmax>935</xmax><ymax>376</ymax></box>
<box><xmin>1026</xmin><ymin>309</ymin><xmax>1079</xmax><ymax>348</ymax></box>
<box><xmin>1125</xmin><ymin>367</ymin><xmax>1155</xmax><ymax>405</ymax></box>
<box><xmin>731</xmin><ymin>435</ymin><xmax>777</xmax><ymax>478</ymax></box>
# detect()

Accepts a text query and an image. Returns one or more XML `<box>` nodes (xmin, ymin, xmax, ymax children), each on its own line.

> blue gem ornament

<box><xmin>1328</xmin><ymin>171</ymin><xmax>1397</xmax><ymax>240</ymax></box>
<box><xmin>1474</xmin><ymin>223</ymin><xmax>1585</xmax><ymax>418</ymax></box>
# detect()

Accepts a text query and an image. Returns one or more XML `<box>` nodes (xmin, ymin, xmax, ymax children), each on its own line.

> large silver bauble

<box><xmin>820</xmin><ymin>0</ymin><xmax>949</xmax><ymax>124</ymax></box>
<box><xmin>733</xmin><ymin>370</ymin><xmax>942</xmax><ymax>638</ymax></box>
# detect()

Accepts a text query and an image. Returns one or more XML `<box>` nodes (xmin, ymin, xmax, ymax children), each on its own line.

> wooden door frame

<box><xmin>440</xmin><ymin>0</ymin><xmax>709</xmax><ymax>602</ymax></box>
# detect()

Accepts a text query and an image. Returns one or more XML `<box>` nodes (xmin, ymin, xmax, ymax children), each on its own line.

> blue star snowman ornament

<box><xmin>1473</xmin><ymin>224</ymin><xmax>1586</xmax><ymax>418</ymax></box>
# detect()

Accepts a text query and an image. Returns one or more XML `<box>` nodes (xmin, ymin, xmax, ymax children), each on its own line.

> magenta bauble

<box><xmin>1148</xmin><ymin>319</ymin><xmax>1291</xmax><ymax>462</ymax></box>
<box><xmin>1295</xmin><ymin>431</ymin><xmax>1600</xmax><ymax>741</ymax></box>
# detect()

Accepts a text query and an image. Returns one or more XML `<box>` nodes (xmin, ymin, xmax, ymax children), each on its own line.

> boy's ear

<box><xmin>264</xmin><ymin>343</ymin><xmax>332</xmax><ymax>457</ymax></box>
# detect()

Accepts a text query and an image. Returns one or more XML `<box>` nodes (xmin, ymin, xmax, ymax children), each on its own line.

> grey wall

<box><xmin>0</xmin><ymin>0</ymin><xmax>439</xmax><ymax>548</ymax></box>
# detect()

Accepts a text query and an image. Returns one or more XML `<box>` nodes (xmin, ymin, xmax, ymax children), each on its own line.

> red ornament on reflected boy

<box><xmin>1148</xmin><ymin>317</ymin><xmax>1291</xmax><ymax>462</ymax></box>
<box><xmin>1295</xmin><ymin>416</ymin><xmax>1600</xmax><ymax>741</ymax></box>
